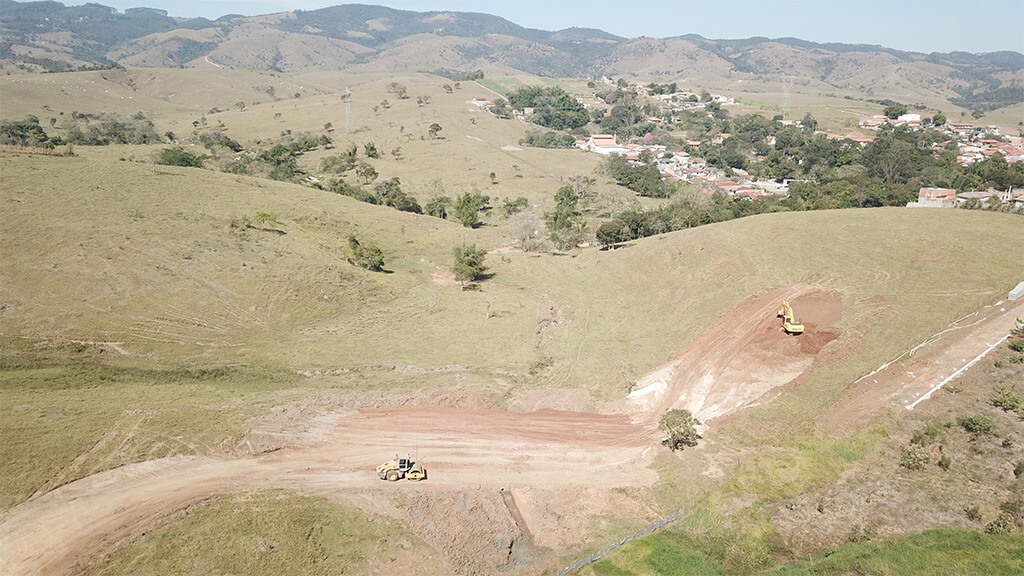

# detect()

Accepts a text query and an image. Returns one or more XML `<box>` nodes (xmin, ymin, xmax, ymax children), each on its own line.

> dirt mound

<box><xmin>623</xmin><ymin>286</ymin><xmax>842</xmax><ymax>425</ymax></box>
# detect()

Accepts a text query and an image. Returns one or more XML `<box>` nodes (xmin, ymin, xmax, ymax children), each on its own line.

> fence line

<box><xmin>550</xmin><ymin>507</ymin><xmax>686</xmax><ymax>576</ymax></box>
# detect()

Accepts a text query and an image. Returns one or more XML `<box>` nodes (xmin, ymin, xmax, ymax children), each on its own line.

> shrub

<box><xmin>958</xmin><ymin>415</ymin><xmax>996</xmax><ymax>436</ymax></box>
<box><xmin>156</xmin><ymin>147</ymin><xmax>207</xmax><ymax>168</ymax></box>
<box><xmin>992</xmin><ymin>386</ymin><xmax>1022</xmax><ymax>412</ymax></box>
<box><xmin>346</xmin><ymin>234</ymin><xmax>384</xmax><ymax>272</ymax></box>
<box><xmin>1009</xmin><ymin>339</ymin><xmax>1024</xmax><ymax>353</ymax></box>
<box><xmin>452</xmin><ymin>244</ymin><xmax>487</xmax><ymax>283</ymax></box>
<box><xmin>911</xmin><ymin>420</ymin><xmax>946</xmax><ymax>446</ymax></box>
<box><xmin>900</xmin><ymin>444</ymin><xmax>930</xmax><ymax>470</ymax></box>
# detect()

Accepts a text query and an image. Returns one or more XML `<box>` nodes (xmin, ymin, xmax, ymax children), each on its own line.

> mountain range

<box><xmin>2</xmin><ymin>1</ymin><xmax>1022</xmax><ymax>110</ymax></box>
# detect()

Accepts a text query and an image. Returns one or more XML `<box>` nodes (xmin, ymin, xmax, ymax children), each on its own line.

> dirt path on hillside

<box><xmin>621</xmin><ymin>286</ymin><xmax>843</xmax><ymax>425</ymax></box>
<box><xmin>0</xmin><ymin>408</ymin><xmax>659</xmax><ymax>576</ymax></box>
<box><xmin>819</xmin><ymin>296</ymin><xmax>1024</xmax><ymax>432</ymax></box>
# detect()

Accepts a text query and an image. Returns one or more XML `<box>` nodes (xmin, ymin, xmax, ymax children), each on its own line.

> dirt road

<box><xmin>0</xmin><ymin>407</ymin><xmax>659</xmax><ymax>576</ymax></box>
<box><xmin>820</xmin><ymin>296</ymin><xmax>1024</xmax><ymax>431</ymax></box>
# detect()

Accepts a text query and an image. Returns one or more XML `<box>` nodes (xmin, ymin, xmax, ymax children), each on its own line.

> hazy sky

<box><xmin>78</xmin><ymin>0</ymin><xmax>1024</xmax><ymax>54</ymax></box>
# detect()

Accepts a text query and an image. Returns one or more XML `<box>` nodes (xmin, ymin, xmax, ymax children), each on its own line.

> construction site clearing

<box><xmin>2</xmin><ymin>287</ymin><xmax>1023</xmax><ymax>575</ymax></box>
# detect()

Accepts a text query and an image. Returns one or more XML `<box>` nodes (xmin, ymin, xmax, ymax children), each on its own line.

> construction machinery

<box><xmin>376</xmin><ymin>454</ymin><xmax>427</xmax><ymax>481</ymax></box>
<box><xmin>777</xmin><ymin>300</ymin><xmax>805</xmax><ymax>335</ymax></box>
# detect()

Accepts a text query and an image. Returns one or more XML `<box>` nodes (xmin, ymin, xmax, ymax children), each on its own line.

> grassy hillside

<box><xmin>3</xmin><ymin>69</ymin><xmax>1024</xmax><ymax>575</ymax></box>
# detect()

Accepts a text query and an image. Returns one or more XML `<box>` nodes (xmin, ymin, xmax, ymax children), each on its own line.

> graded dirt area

<box><xmin>624</xmin><ymin>285</ymin><xmax>842</xmax><ymax>425</ymax></box>
<box><xmin>0</xmin><ymin>407</ymin><xmax>660</xmax><ymax>576</ymax></box>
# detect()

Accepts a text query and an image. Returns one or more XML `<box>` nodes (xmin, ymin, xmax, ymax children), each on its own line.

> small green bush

<box><xmin>156</xmin><ymin>147</ymin><xmax>207</xmax><ymax>168</ymax></box>
<box><xmin>992</xmin><ymin>386</ymin><xmax>1022</xmax><ymax>412</ymax></box>
<box><xmin>958</xmin><ymin>415</ymin><xmax>996</xmax><ymax>436</ymax></box>
<box><xmin>1009</xmin><ymin>339</ymin><xmax>1024</xmax><ymax>353</ymax></box>
<box><xmin>900</xmin><ymin>444</ymin><xmax>930</xmax><ymax>470</ymax></box>
<box><xmin>347</xmin><ymin>234</ymin><xmax>384</xmax><ymax>272</ymax></box>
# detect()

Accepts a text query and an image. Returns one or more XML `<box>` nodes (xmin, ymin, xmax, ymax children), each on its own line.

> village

<box><xmin>470</xmin><ymin>81</ymin><xmax>1024</xmax><ymax>208</ymax></box>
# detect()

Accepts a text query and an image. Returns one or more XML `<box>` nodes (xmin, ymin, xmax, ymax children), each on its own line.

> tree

<box><xmin>659</xmin><ymin>409</ymin><xmax>701</xmax><ymax>450</ymax></box>
<box><xmin>355</xmin><ymin>161</ymin><xmax>378</xmax><ymax>184</ymax></box>
<box><xmin>801</xmin><ymin>112</ymin><xmax>818</xmax><ymax>134</ymax></box>
<box><xmin>386</xmin><ymin>82</ymin><xmax>408</xmax><ymax>99</ymax></box>
<box><xmin>454</xmin><ymin>191</ymin><xmax>489</xmax><ymax>227</ymax></box>
<box><xmin>452</xmin><ymin>243</ymin><xmax>487</xmax><ymax>283</ymax></box>
<box><xmin>932</xmin><ymin>112</ymin><xmax>946</xmax><ymax>126</ymax></box>
<box><xmin>546</xmin><ymin>186</ymin><xmax>585</xmax><ymax>250</ymax></box>
<box><xmin>596</xmin><ymin>219</ymin><xmax>630</xmax><ymax>249</ymax></box>
<box><xmin>375</xmin><ymin>177</ymin><xmax>422</xmax><ymax>213</ymax></box>
<box><xmin>508</xmin><ymin>210</ymin><xmax>543</xmax><ymax>252</ymax></box>
<box><xmin>428</xmin><ymin>123</ymin><xmax>443</xmax><ymax>139</ymax></box>
<box><xmin>507</xmin><ymin>85</ymin><xmax>589</xmax><ymax>130</ymax></box>
<box><xmin>883</xmin><ymin>103</ymin><xmax>908</xmax><ymax>119</ymax></box>
<box><xmin>425</xmin><ymin>196</ymin><xmax>451</xmax><ymax>219</ymax></box>
<box><xmin>364</xmin><ymin>142</ymin><xmax>379</xmax><ymax>158</ymax></box>
<box><xmin>347</xmin><ymin>234</ymin><xmax>385</xmax><ymax>271</ymax></box>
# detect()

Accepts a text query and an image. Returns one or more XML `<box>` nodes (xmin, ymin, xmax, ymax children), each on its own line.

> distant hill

<box><xmin>1</xmin><ymin>1</ymin><xmax>1021</xmax><ymax>110</ymax></box>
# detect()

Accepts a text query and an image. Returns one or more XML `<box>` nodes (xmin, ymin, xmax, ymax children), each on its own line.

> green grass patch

<box><xmin>585</xmin><ymin>528</ymin><xmax>1023</xmax><ymax>575</ymax></box>
<box><xmin>762</xmin><ymin>529</ymin><xmax>1024</xmax><ymax>576</ymax></box>
<box><xmin>81</xmin><ymin>490</ymin><xmax>440</xmax><ymax>576</ymax></box>
<box><xmin>720</xmin><ymin>433</ymin><xmax>876</xmax><ymax>503</ymax></box>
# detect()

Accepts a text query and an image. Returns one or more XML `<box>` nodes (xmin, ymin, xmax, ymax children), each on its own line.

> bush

<box><xmin>899</xmin><ymin>444</ymin><xmax>930</xmax><ymax>470</ymax></box>
<box><xmin>1008</xmin><ymin>339</ymin><xmax>1024</xmax><ymax>353</ymax></box>
<box><xmin>992</xmin><ymin>386</ymin><xmax>1022</xmax><ymax>412</ymax></box>
<box><xmin>452</xmin><ymin>243</ymin><xmax>487</xmax><ymax>283</ymax></box>
<box><xmin>911</xmin><ymin>420</ymin><xmax>946</xmax><ymax>446</ymax></box>
<box><xmin>347</xmin><ymin>234</ymin><xmax>384</xmax><ymax>272</ymax></box>
<box><xmin>958</xmin><ymin>415</ymin><xmax>996</xmax><ymax>436</ymax></box>
<box><xmin>156</xmin><ymin>147</ymin><xmax>207</xmax><ymax>168</ymax></box>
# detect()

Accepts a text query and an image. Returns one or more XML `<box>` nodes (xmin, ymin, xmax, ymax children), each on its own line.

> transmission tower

<box><xmin>344</xmin><ymin>87</ymin><xmax>353</xmax><ymax>133</ymax></box>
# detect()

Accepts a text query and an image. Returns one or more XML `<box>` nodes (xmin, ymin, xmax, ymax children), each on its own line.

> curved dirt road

<box><xmin>0</xmin><ymin>408</ymin><xmax>659</xmax><ymax>576</ymax></box>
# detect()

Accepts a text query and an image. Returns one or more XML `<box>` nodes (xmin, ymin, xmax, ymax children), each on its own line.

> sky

<box><xmin>75</xmin><ymin>0</ymin><xmax>1024</xmax><ymax>54</ymax></box>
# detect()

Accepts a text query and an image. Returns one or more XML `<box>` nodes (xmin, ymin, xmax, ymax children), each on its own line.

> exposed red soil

<box><xmin>622</xmin><ymin>286</ymin><xmax>843</xmax><ymax>424</ymax></box>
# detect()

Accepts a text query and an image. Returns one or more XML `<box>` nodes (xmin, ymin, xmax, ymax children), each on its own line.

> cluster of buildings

<box><xmin>909</xmin><ymin>186</ymin><xmax>1024</xmax><ymax>209</ymax></box>
<box><xmin>574</xmin><ymin>133</ymin><xmax>789</xmax><ymax>200</ymax></box>
<box><xmin>859</xmin><ymin>113</ymin><xmax>1024</xmax><ymax>167</ymax></box>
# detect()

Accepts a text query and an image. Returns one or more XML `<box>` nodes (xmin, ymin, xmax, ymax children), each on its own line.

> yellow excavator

<box><xmin>376</xmin><ymin>454</ymin><xmax>427</xmax><ymax>481</ymax></box>
<box><xmin>777</xmin><ymin>300</ymin><xmax>805</xmax><ymax>335</ymax></box>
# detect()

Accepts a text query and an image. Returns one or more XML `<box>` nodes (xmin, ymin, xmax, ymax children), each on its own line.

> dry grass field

<box><xmin>2</xmin><ymin>68</ymin><xmax>1023</xmax><ymax>575</ymax></box>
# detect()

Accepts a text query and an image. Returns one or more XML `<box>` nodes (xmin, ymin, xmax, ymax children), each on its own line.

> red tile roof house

<box><xmin>907</xmin><ymin>187</ymin><xmax>957</xmax><ymax>208</ymax></box>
